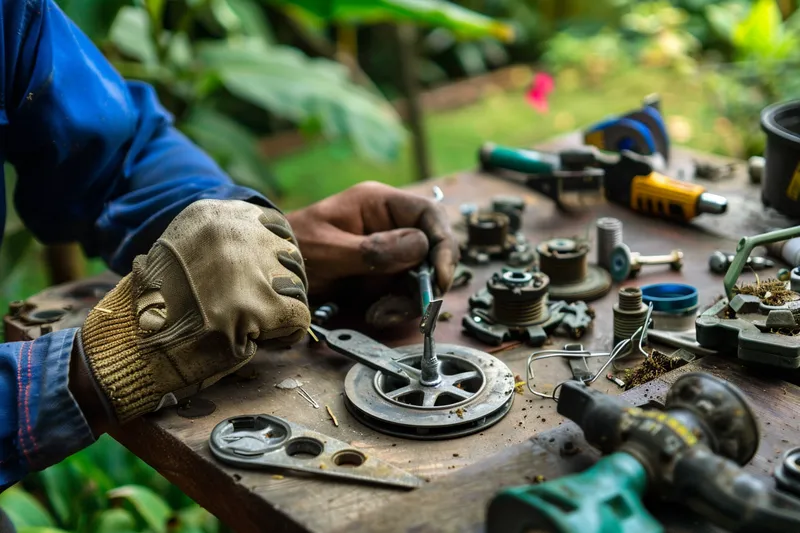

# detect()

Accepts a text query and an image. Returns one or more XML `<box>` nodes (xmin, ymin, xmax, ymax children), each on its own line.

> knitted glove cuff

<box><xmin>81</xmin><ymin>276</ymin><xmax>160</xmax><ymax>423</ymax></box>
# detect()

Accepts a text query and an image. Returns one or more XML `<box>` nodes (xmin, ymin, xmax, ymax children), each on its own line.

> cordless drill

<box><xmin>479</xmin><ymin>143</ymin><xmax>727</xmax><ymax>222</ymax></box>
<box><xmin>487</xmin><ymin>372</ymin><xmax>800</xmax><ymax>533</ymax></box>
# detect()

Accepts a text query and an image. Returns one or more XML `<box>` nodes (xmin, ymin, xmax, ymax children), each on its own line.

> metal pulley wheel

<box><xmin>344</xmin><ymin>343</ymin><xmax>515</xmax><ymax>439</ymax></box>
<box><xmin>311</xmin><ymin>320</ymin><xmax>515</xmax><ymax>440</ymax></box>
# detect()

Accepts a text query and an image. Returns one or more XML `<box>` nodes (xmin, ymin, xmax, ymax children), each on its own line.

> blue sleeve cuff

<box><xmin>1</xmin><ymin>329</ymin><xmax>95</xmax><ymax>486</ymax></box>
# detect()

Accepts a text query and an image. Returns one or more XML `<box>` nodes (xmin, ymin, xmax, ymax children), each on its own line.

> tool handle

<box><xmin>480</xmin><ymin>142</ymin><xmax>560</xmax><ymax>174</ymax></box>
<box><xmin>724</xmin><ymin>226</ymin><xmax>800</xmax><ymax>299</ymax></box>
<box><xmin>314</xmin><ymin>327</ymin><xmax>412</xmax><ymax>382</ymax></box>
<box><xmin>486</xmin><ymin>453</ymin><xmax>662</xmax><ymax>533</ymax></box>
<box><xmin>675</xmin><ymin>449</ymin><xmax>800</xmax><ymax>533</ymax></box>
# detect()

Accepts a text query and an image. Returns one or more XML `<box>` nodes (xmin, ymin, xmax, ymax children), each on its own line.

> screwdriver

<box><xmin>480</xmin><ymin>143</ymin><xmax>728</xmax><ymax>222</ymax></box>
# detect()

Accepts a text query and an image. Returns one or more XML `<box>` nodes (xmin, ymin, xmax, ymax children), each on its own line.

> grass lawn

<box><xmin>271</xmin><ymin>66</ymin><xmax>728</xmax><ymax>210</ymax></box>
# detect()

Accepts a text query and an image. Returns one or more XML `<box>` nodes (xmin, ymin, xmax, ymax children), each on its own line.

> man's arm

<box><xmin>0</xmin><ymin>330</ymin><xmax>94</xmax><ymax>490</ymax></box>
<box><xmin>4</xmin><ymin>0</ymin><xmax>272</xmax><ymax>272</ymax></box>
<box><xmin>0</xmin><ymin>0</ymin><xmax>273</xmax><ymax>487</ymax></box>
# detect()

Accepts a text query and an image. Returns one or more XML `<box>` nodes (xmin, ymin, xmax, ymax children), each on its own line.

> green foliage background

<box><xmin>3</xmin><ymin>0</ymin><xmax>800</xmax><ymax>530</ymax></box>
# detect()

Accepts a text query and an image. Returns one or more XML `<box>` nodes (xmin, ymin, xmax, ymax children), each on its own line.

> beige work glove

<box><xmin>78</xmin><ymin>199</ymin><xmax>310</xmax><ymax>423</ymax></box>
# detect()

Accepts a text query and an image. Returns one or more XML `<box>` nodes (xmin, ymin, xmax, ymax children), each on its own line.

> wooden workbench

<box><xmin>110</xmin><ymin>135</ymin><xmax>800</xmax><ymax>533</ymax></box>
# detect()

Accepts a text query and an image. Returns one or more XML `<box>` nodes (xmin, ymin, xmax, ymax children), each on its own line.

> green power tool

<box><xmin>487</xmin><ymin>372</ymin><xmax>800</xmax><ymax>533</ymax></box>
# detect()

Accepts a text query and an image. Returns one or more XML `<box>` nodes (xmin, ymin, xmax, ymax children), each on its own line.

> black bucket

<box><xmin>761</xmin><ymin>100</ymin><xmax>800</xmax><ymax>217</ymax></box>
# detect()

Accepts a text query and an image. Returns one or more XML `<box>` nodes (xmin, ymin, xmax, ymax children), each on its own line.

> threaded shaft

<box><xmin>618</xmin><ymin>287</ymin><xmax>643</xmax><ymax>311</ymax></box>
<box><xmin>596</xmin><ymin>217</ymin><xmax>623</xmax><ymax>269</ymax></box>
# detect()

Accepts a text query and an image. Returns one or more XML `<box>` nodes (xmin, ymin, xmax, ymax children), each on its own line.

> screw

<box><xmin>709</xmin><ymin>251</ymin><xmax>773</xmax><ymax>274</ymax></box>
<box><xmin>609</xmin><ymin>243</ymin><xmax>683</xmax><ymax>282</ymax></box>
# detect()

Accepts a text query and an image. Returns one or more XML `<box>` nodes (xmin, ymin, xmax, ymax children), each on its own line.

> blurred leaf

<box><xmin>146</xmin><ymin>0</ymin><xmax>166</xmax><ymax>25</ymax></box>
<box><xmin>198</xmin><ymin>39</ymin><xmax>405</xmax><ymax>161</ymax></box>
<box><xmin>173</xmin><ymin>505</ymin><xmax>219</xmax><ymax>533</ymax></box>
<box><xmin>454</xmin><ymin>42</ymin><xmax>487</xmax><ymax>75</ymax></box>
<box><xmin>56</xmin><ymin>0</ymin><xmax>128</xmax><ymax>42</ymax></box>
<box><xmin>109</xmin><ymin>6</ymin><xmax>159</xmax><ymax>66</ymax></box>
<box><xmin>94</xmin><ymin>508</ymin><xmax>138</xmax><ymax>533</ymax></box>
<box><xmin>0</xmin><ymin>486</ymin><xmax>55</xmax><ymax>529</ymax></box>
<box><xmin>731</xmin><ymin>0</ymin><xmax>797</xmax><ymax>60</ymax></box>
<box><xmin>17</xmin><ymin>528</ymin><xmax>72</xmax><ymax>533</ymax></box>
<box><xmin>108</xmin><ymin>485</ymin><xmax>172</xmax><ymax>533</ymax></box>
<box><xmin>0</xmin><ymin>224</ymin><xmax>35</xmax><ymax>279</ymax></box>
<box><xmin>181</xmin><ymin>105</ymin><xmax>278</xmax><ymax>194</ymax></box>
<box><xmin>217</xmin><ymin>0</ymin><xmax>275</xmax><ymax>41</ymax></box>
<box><xmin>266</xmin><ymin>0</ymin><xmax>516</xmax><ymax>42</ymax></box>
<box><xmin>38</xmin><ymin>465</ymin><xmax>73</xmax><ymax>525</ymax></box>
<box><xmin>705</xmin><ymin>2</ymin><xmax>747</xmax><ymax>40</ymax></box>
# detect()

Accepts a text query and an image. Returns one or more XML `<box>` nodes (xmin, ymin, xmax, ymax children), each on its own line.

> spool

<box><xmin>613</xmin><ymin>287</ymin><xmax>649</xmax><ymax>348</ymax></box>
<box><xmin>487</xmin><ymin>271</ymin><xmax>549</xmax><ymax>326</ymax></box>
<box><xmin>467</xmin><ymin>212</ymin><xmax>509</xmax><ymax>247</ymax></box>
<box><xmin>537</xmin><ymin>239</ymin><xmax>589</xmax><ymax>285</ymax></box>
<box><xmin>596</xmin><ymin>217</ymin><xmax>623</xmax><ymax>270</ymax></box>
<box><xmin>537</xmin><ymin>238</ymin><xmax>611</xmax><ymax>302</ymax></box>
<box><xmin>761</xmin><ymin>101</ymin><xmax>800</xmax><ymax>217</ymax></box>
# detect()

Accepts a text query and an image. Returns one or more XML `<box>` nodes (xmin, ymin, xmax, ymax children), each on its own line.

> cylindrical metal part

<box><xmin>491</xmin><ymin>195</ymin><xmax>525</xmax><ymax>233</ymax></box>
<box><xmin>596</xmin><ymin>217</ymin><xmax>623</xmax><ymax>270</ymax></box>
<box><xmin>488</xmin><ymin>271</ymin><xmax>549</xmax><ymax>326</ymax></box>
<box><xmin>613</xmin><ymin>287</ymin><xmax>649</xmax><ymax>348</ymax></box>
<box><xmin>537</xmin><ymin>239</ymin><xmax>589</xmax><ymax>285</ymax></box>
<box><xmin>460</xmin><ymin>203</ymin><xmax>478</xmax><ymax>226</ymax></box>
<box><xmin>748</xmin><ymin>156</ymin><xmax>765</xmax><ymax>184</ymax></box>
<box><xmin>419</xmin><ymin>336</ymin><xmax>441</xmax><ymax>386</ymax></box>
<box><xmin>467</xmin><ymin>213</ymin><xmax>509</xmax><ymax>248</ymax></box>
<box><xmin>791</xmin><ymin>267</ymin><xmax>800</xmax><ymax>293</ymax></box>
<box><xmin>696</xmin><ymin>192</ymin><xmax>728</xmax><ymax>215</ymax></box>
<box><xmin>766</xmin><ymin>235</ymin><xmax>800</xmax><ymax>268</ymax></box>
<box><xmin>618</xmin><ymin>286</ymin><xmax>643</xmax><ymax>311</ymax></box>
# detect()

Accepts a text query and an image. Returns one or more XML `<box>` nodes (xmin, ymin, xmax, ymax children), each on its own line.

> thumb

<box><xmin>356</xmin><ymin>228</ymin><xmax>429</xmax><ymax>275</ymax></box>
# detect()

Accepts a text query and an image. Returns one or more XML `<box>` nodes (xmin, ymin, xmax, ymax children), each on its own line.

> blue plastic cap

<box><xmin>641</xmin><ymin>283</ymin><xmax>698</xmax><ymax>312</ymax></box>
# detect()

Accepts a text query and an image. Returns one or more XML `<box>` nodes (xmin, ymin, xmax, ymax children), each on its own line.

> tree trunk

<box><xmin>395</xmin><ymin>24</ymin><xmax>431</xmax><ymax>182</ymax></box>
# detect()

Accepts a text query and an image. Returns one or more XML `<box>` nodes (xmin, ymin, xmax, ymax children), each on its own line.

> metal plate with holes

<box><xmin>344</xmin><ymin>343</ymin><xmax>515</xmax><ymax>440</ymax></box>
<box><xmin>209</xmin><ymin>414</ymin><xmax>423</xmax><ymax>490</ymax></box>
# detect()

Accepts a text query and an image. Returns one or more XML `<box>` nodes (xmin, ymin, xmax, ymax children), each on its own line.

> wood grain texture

<box><xmin>111</xmin><ymin>141</ymin><xmax>797</xmax><ymax>533</ymax></box>
<box><xmin>343</xmin><ymin>356</ymin><xmax>800</xmax><ymax>533</ymax></box>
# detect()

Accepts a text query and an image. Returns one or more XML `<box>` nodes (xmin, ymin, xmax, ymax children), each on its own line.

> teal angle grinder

<box><xmin>487</xmin><ymin>373</ymin><xmax>800</xmax><ymax>533</ymax></box>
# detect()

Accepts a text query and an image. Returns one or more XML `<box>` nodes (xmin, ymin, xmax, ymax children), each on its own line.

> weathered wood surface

<box><xmin>111</xmin><ymin>138</ymin><xmax>798</xmax><ymax>533</ymax></box>
<box><xmin>342</xmin><ymin>355</ymin><xmax>800</xmax><ymax>533</ymax></box>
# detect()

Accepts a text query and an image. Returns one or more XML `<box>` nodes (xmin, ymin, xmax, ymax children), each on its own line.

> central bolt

<box><xmin>419</xmin><ymin>299</ymin><xmax>443</xmax><ymax>386</ymax></box>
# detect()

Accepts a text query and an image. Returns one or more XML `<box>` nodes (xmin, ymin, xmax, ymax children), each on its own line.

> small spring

<box><xmin>596</xmin><ymin>217</ymin><xmax>623</xmax><ymax>270</ymax></box>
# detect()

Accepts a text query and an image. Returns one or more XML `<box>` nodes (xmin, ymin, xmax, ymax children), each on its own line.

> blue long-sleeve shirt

<box><xmin>0</xmin><ymin>0</ymin><xmax>272</xmax><ymax>488</ymax></box>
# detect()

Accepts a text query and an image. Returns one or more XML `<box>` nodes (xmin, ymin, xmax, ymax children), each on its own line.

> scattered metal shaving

<box><xmin>326</xmin><ymin>405</ymin><xmax>339</xmax><ymax>427</ymax></box>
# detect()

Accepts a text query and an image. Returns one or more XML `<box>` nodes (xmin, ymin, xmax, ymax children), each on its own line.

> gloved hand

<box><xmin>75</xmin><ymin>199</ymin><xmax>310</xmax><ymax>424</ymax></box>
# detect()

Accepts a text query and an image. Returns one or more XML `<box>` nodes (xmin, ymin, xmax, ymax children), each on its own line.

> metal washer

<box><xmin>344</xmin><ymin>343</ymin><xmax>515</xmax><ymax>440</ymax></box>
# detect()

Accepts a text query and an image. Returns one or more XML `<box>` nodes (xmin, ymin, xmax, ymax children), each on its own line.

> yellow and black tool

<box><xmin>602</xmin><ymin>149</ymin><xmax>728</xmax><ymax>221</ymax></box>
<box><xmin>479</xmin><ymin>142</ymin><xmax>727</xmax><ymax>222</ymax></box>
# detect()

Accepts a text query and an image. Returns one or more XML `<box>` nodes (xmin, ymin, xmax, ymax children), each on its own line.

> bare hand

<box><xmin>285</xmin><ymin>181</ymin><xmax>459</xmax><ymax>298</ymax></box>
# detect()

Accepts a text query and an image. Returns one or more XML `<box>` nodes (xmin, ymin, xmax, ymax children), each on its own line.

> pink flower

<box><xmin>526</xmin><ymin>72</ymin><xmax>554</xmax><ymax>113</ymax></box>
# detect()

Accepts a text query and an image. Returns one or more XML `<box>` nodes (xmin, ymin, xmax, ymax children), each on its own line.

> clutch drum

<box><xmin>343</xmin><ymin>343</ymin><xmax>515</xmax><ymax>440</ymax></box>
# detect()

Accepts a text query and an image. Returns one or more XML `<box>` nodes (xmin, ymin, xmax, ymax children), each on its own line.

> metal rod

<box><xmin>417</xmin><ymin>261</ymin><xmax>434</xmax><ymax>315</ymax></box>
<box><xmin>419</xmin><ymin>299</ymin><xmax>443</xmax><ymax>386</ymax></box>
